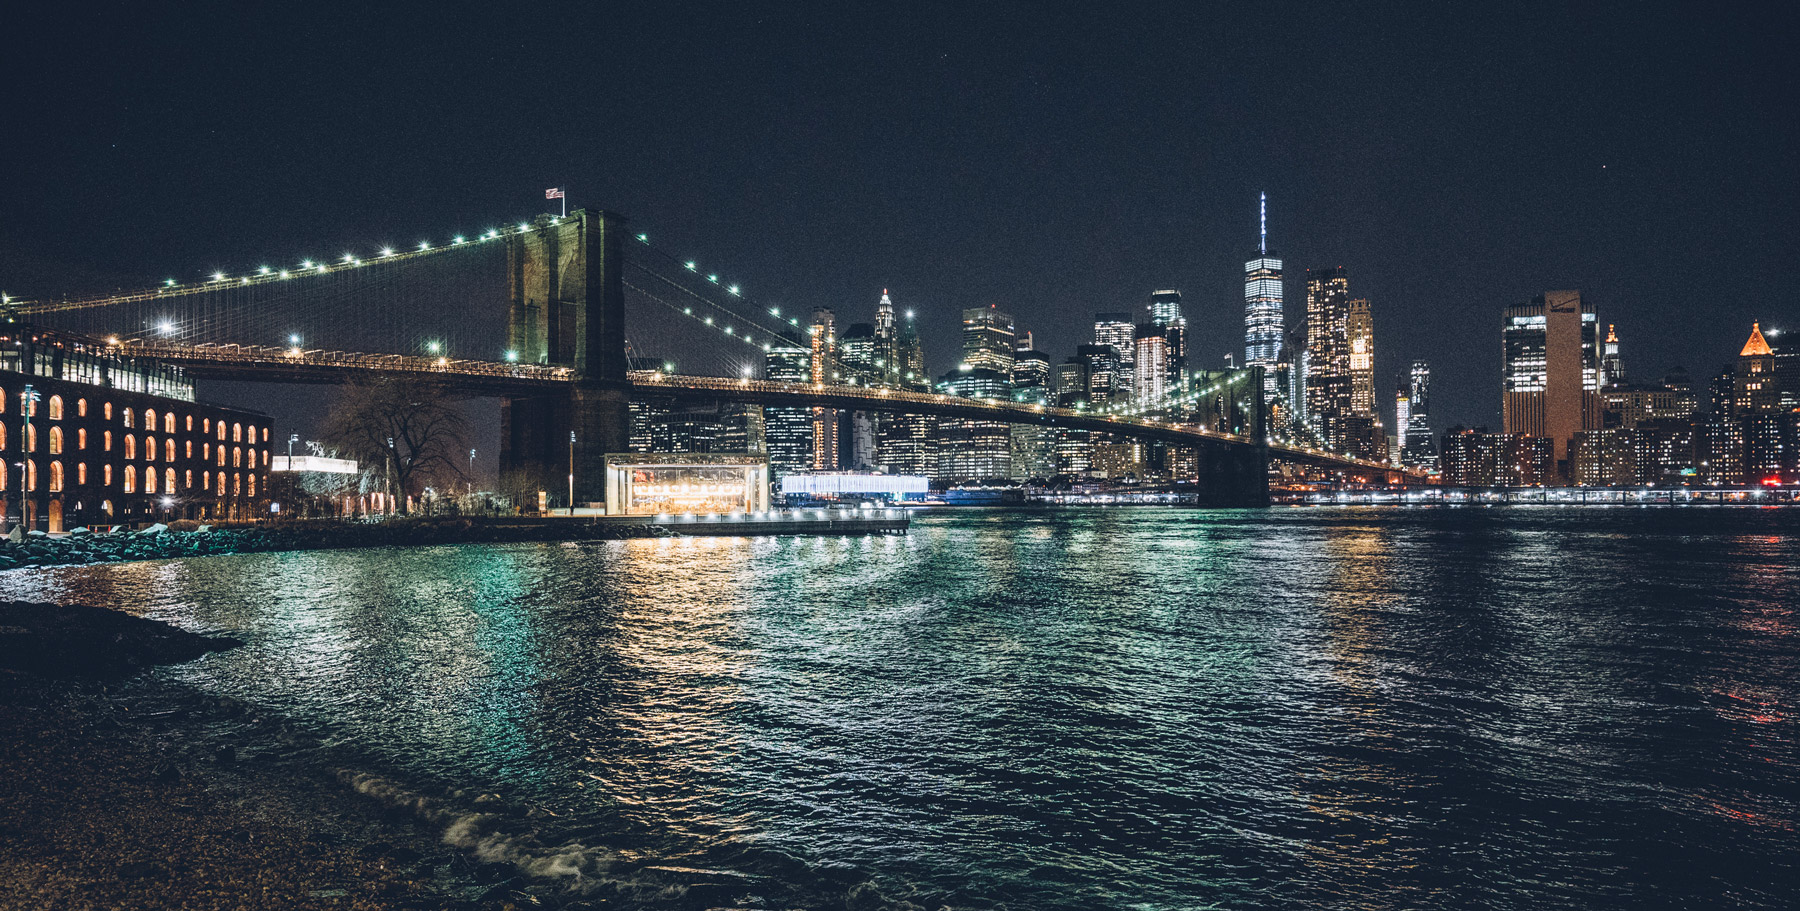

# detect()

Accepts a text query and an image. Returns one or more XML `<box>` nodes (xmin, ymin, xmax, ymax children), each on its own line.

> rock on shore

<box><xmin>0</xmin><ymin>518</ymin><xmax>668</xmax><ymax>572</ymax></box>
<box><xmin>0</xmin><ymin>601</ymin><xmax>242</xmax><ymax>678</ymax></box>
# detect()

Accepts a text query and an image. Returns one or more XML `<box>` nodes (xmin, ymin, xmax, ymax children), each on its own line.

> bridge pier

<box><xmin>1193</xmin><ymin>441</ymin><xmax>1270</xmax><ymax>507</ymax></box>
<box><xmin>499</xmin><ymin>209</ymin><xmax>631</xmax><ymax>508</ymax></box>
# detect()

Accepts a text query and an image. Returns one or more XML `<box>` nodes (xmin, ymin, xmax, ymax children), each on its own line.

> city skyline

<box><xmin>2</xmin><ymin>4</ymin><xmax>1792</xmax><ymax>448</ymax></box>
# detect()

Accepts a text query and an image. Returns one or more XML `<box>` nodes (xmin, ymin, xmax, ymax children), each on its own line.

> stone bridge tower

<box><xmin>499</xmin><ymin>209</ymin><xmax>632</xmax><ymax>508</ymax></box>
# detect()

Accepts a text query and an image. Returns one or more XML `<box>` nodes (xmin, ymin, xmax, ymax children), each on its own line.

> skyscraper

<box><xmin>1149</xmin><ymin>289</ymin><xmax>1183</xmax><ymax>326</ymax></box>
<box><xmin>1148</xmin><ymin>290</ymin><xmax>1187</xmax><ymax>394</ymax></box>
<box><xmin>1094</xmin><ymin>311</ymin><xmax>1136</xmax><ymax>400</ymax></box>
<box><xmin>1347</xmin><ymin>298</ymin><xmax>1375</xmax><ymax>417</ymax></box>
<box><xmin>1244</xmin><ymin>193</ymin><xmax>1284</xmax><ymax>398</ymax></box>
<box><xmin>1304</xmin><ymin>266</ymin><xmax>1352</xmax><ymax>446</ymax></box>
<box><xmin>808</xmin><ymin>307</ymin><xmax>838</xmax><ymax>470</ymax></box>
<box><xmin>763</xmin><ymin>343</ymin><xmax>813</xmax><ymax>478</ymax></box>
<box><xmin>1403</xmin><ymin>360</ymin><xmax>1437</xmax><ymax>469</ymax></box>
<box><xmin>1393</xmin><ymin>375</ymin><xmax>1410</xmax><ymax>464</ymax></box>
<box><xmin>1133</xmin><ymin>324</ymin><xmax>1169</xmax><ymax>406</ymax></box>
<box><xmin>1503</xmin><ymin>291</ymin><xmax>1601</xmax><ymax>473</ymax></box>
<box><xmin>961</xmin><ymin>307</ymin><xmax>1016</xmax><ymax>374</ymax></box>
<box><xmin>1600</xmin><ymin>323</ymin><xmax>1625</xmax><ymax>387</ymax></box>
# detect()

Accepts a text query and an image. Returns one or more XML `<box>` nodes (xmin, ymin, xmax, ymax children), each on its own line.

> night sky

<box><xmin>5</xmin><ymin>2</ymin><xmax>1795</xmax><ymax>469</ymax></box>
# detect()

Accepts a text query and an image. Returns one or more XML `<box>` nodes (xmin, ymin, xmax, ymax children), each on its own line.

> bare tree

<box><xmin>324</xmin><ymin>376</ymin><xmax>471</xmax><ymax>515</ymax></box>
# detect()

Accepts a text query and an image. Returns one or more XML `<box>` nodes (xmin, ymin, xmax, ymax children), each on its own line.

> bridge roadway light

<box><xmin>418</xmin><ymin>241</ymin><xmax>430</xmax><ymax>251</ymax></box>
<box><xmin>165</xmin><ymin>278</ymin><xmax>176</xmax><ymax>287</ymax></box>
<box><xmin>453</xmin><ymin>235</ymin><xmax>465</xmax><ymax>244</ymax></box>
<box><xmin>259</xmin><ymin>266</ymin><xmax>271</xmax><ymax>275</ymax></box>
<box><xmin>157</xmin><ymin>320</ymin><xmax>174</xmax><ymax>335</ymax></box>
<box><xmin>505</xmin><ymin>350</ymin><xmax>518</xmax><ymax>362</ymax></box>
<box><xmin>380</xmin><ymin>247</ymin><xmax>394</xmax><ymax>257</ymax></box>
<box><xmin>289</xmin><ymin>334</ymin><xmax>301</xmax><ymax>346</ymax></box>
<box><xmin>212</xmin><ymin>272</ymin><xmax>225</xmax><ymax>282</ymax></box>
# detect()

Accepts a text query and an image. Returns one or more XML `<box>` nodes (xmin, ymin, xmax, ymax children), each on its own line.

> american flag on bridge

<box><xmin>546</xmin><ymin>188</ymin><xmax>565</xmax><ymax>199</ymax></box>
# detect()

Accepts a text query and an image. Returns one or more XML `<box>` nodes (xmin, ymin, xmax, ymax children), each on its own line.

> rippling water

<box><xmin>6</xmin><ymin>507</ymin><xmax>1798</xmax><ymax>909</ymax></box>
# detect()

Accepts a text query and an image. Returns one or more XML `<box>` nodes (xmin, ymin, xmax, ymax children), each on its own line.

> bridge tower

<box><xmin>499</xmin><ymin>209</ymin><xmax>632</xmax><ymax>508</ymax></box>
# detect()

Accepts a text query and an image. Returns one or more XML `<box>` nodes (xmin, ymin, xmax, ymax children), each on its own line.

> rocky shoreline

<box><xmin>0</xmin><ymin>601</ymin><xmax>807</xmax><ymax>911</ymax></box>
<box><xmin>0</xmin><ymin>518</ymin><xmax>669</xmax><ymax>571</ymax></box>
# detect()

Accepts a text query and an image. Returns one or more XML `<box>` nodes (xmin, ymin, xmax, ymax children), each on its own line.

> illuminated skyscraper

<box><xmin>962</xmin><ymin>306</ymin><xmax>1016</xmax><ymax>374</ymax></box>
<box><xmin>1503</xmin><ymin>291</ymin><xmax>1601</xmax><ymax>473</ymax></box>
<box><xmin>1600</xmin><ymin>323</ymin><xmax>1625</xmax><ymax>387</ymax></box>
<box><xmin>809</xmin><ymin>307</ymin><xmax>838</xmax><ymax>469</ymax></box>
<box><xmin>1244</xmin><ymin>193</ymin><xmax>1284</xmax><ymax>397</ymax></box>
<box><xmin>1348</xmin><ymin>298</ymin><xmax>1375</xmax><ymax>417</ymax></box>
<box><xmin>1133</xmin><ymin>324</ymin><xmax>1169</xmax><ymax>406</ymax></box>
<box><xmin>1148</xmin><ymin>290</ymin><xmax>1187</xmax><ymax>393</ymax></box>
<box><xmin>1393</xmin><ymin>375</ymin><xmax>1410</xmax><ymax>463</ymax></box>
<box><xmin>764</xmin><ymin>343</ymin><xmax>813</xmax><ymax>478</ymax></box>
<box><xmin>1403</xmin><ymin>360</ymin><xmax>1437</xmax><ymax>468</ymax></box>
<box><xmin>1094</xmin><ymin>311</ymin><xmax>1136</xmax><ymax>395</ymax></box>
<box><xmin>1304</xmin><ymin>267</ymin><xmax>1352</xmax><ymax>444</ymax></box>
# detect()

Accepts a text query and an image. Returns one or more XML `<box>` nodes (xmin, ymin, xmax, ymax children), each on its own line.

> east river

<box><xmin>5</xmin><ymin>507</ymin><xmax>1796</xmax><ymax>909</ymax></box>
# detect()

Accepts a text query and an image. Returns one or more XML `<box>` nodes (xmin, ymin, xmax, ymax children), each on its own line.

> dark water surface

<box><xmin>6</xmin><ymin>507</ymin><xmax>1797</xmax><ymax>909</ymax></box>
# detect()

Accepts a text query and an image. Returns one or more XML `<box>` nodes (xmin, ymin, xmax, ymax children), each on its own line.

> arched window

<box><xmin>123</xmin><ymin>434</ymin><xmax>135</xmax><ymax>459</ymax></box>
<box><xmin>102</xmin><ymin>500</ymin><xmax>113</xmax><ymax>516</ymax></box>
<box><xmin>105</xmin><ymin>430</ymin><xmax>113</xmax><ymax>452</ymax></box>
<box><xmin>248</xmin><ymin>473</ymin><xmax>256</xmax><ymax>497</ymax></box>
<box><xmin>165</xmin><ymin>468</ymin><xmax>176</xmax><ymax>494</ymax></box>
<box><xmin>145</xmin><ymin>436</ymin><xmax>156</xmax><ymax>461</ymax></box>
<box><xmin>263</xmin><ymin>450</ymin><xmax>270</xmax><ymax>467</ymax></box>
<box><xmin>27</xmin><ymin>425</ymin><xmax>36</xmax><ymax>453</ymax></box>
<box><xmin>0</xmin><ymin>423</ymin><xmax>6</xmax><ymax>451</ymax></box>
<box><xmin>48</xmin><ymin>426</ymin><xmax>62</xmax><ymax>454</ymax></box>
<box><xmin>216</xmin><ymin>447</ymin><xmax>225</xmax><ymax>467</ymax></box>
<box><xmin>0</xmin><ymin>465</ymin><xmax>6</xmax><ymax>491</ymax></box>
<box><xmin>203</xmin><ymin>418</ymin><xmax>210</xmax><ymax>433</ymax></box>
<box><xmin>48</xmin><ymin>396</ymin><xmax>63</xmax><ymax>420</ymax></box>
<box><xmin>163</xmin><ymin>413</ymin><xmax>175</xmax><ymax>434</ymax></box>
<box><xmin>233</xmin><ymin>473</ymin><xmax>241</xmax><ymax>496</ymax></box>
<box><xmin>50</xmin><ymin>461</ymin><xmax>64</xmax><ymax>492</ymax></box>
<box><xmin>165</xmin><ymin>439</ymin><xmax>175</xmax><ymax>462</ymax></box>
<box><xmin>78</xmin><ymin>462</ymin><xmax>88</xmax><ymax>485</ymax></box>
<box><xmin>233</xmin><ymin>423</ymin><xmax>243</xmax><ymax>443</ymax></box>
<box><xmin>216</xmin><ymin>422</ymin><xmax>226</xmax><ymax>441</ymax></box>
<box><xmin>186</xmin><ymin>415</ymin><xmax>193</xmax><ymax>431</ymax></box>
<box><xmin>0</xmin><ymin>391</ymin><xmax>6</xmax><ymax>414</ymax></box>
<box><xmin>203</xmin><ymin>470</ymin><xmax>211</xmax><ymax>491</ymax></box>
<box><xmin>124</xmin><ymin>465</ymin><xmax>135</xmax><ymax>494</ymax></box>
<box><xmin>233</xmin><ymin>447</ymin><xmax>242</xmax><ymax>467</ymax></box>
<box><xmin>103</xmin><ymin>464</ymin><xmax>113</xmax><ymax>486</ymax></box>
<box><xmin>26</xmin><ymin>461</ymin><xmax>36</xmax><ymax>491</ymax></box>
<box><xmin>186</xmin><ymin>441</ymin><xmax>193</xmax><ymax>459</ymax></box>
<box><xmin>203</xmin><ymin>442</ymin><xmax>210</xmax><ymax>459</ymax></box>
<box><xmin>78</xmin><ymin>398</ymin><xmax>87</xmax><ymax>417</ymax></box>
<box><xmin>185</xmin><ymin>469</ymin><xmax>193</xmax><ymax>489</ymax></box>
<box><xmin>216</xmin><ymin>472</ymin><xmax>226</xmax><ymax>496</ymax></box>
<box><xmin>104</xmin><ymin>402</ymin><xmax>113</xmax><ymax>420</ymax></box>
<box><xmin>123</xmin><ymin>408</ymin><xmax>133</xmax><ymax>428</ymax></box>
<box><xmin>78</xmin><ymin>428</ymin><xmax>87</xmax><ymax>450</ymax></box>
<box><xmin>144</xmin><ymin>409</ymin><xmax>156</xmax><ymax>431</ymax></box>
<box><xmin>145</xmin><ymin>467</ymin><xmax>157</xmax><ymax>494</ymax></box>
<box><xmin>262</xmin><ymin>427</ymin><xmax>270</xmax><ymax>443</ymax></box>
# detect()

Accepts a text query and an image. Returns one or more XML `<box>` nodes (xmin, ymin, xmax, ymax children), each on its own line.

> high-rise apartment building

<box><xmin>1148</xmin><ymin>290</ymin><xmax>1187</xmax><ymax>394</ymax></box>
<box><xmin>936</xmin><ymin>366</ymin><xmax>1013</xmax><ymax>481</ymax></box>
<box><xmin>1244</xmin><ymin>193</ymin><xmax>1284</xmax><ymax>399</ymax></box>
<box><xmin>1393</xmin><ymin>375</ymin><xmax>1410</xmax><ymax>464</ymax></box>
<box><xmin>962</xmin><ymin>307</ymin><xmax>1016</xmax><ymax>374</ymax></box>
<box><xmin>1503</xmin><ymin>291</ymin><xmax>1601</xmax><ymax>472</ymax></box>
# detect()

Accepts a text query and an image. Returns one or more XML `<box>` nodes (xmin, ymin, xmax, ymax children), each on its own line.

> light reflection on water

<box><xmin>4</xmin><ymin>507</ymin><xmax>1797</xmax><ymax>910</ymax></box>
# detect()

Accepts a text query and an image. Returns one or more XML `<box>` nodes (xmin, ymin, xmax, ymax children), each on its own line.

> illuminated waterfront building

<box><xmin>1503</xmin><ymin>291</ymin><xmax>1600</xmax><ymax>476</ymax></box>
<box><xmin>1</xmin><ymin>326</ymin><xmax>272</xmax><ymax>530</ymax></box>
<box><xmin>1244</xmin><ymin>193</ymin><xmax>1284</xmax><ymax>399</ymax></box>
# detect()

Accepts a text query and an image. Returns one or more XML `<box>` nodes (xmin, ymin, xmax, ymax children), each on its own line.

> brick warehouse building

<box><xmin>2</xmin><ymin>326</ymin><xmax>272</xmax><ymax>531</ymax></box>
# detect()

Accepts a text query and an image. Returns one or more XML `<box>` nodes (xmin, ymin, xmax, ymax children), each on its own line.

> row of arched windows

<box><xmin>4</xmin><ymin>461</ymin><xmax>257</xmax><ymax>499</ymax></box>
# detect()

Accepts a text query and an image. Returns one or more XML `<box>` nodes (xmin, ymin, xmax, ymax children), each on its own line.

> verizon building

<box><xmin>1503</xmin><ymin>291</ymin><xmax>1601</xmax><ymax>475</ymax></box>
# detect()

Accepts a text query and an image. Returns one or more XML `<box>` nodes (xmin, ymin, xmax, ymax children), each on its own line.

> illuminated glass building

<box><xmin>1133</xmin><ymin>325</ymin><xmax>1169</xmax><ymax>407</ymax></box>
<box><xmin>1304</xmin><ymin>266</ymin><xmax>1353</xmax><ymax>448</ymax></box>
<box><xmin>1244</xmin><ymin>194</ymin><xmax>1284</xmax><ymax>398</ymax></box>
<box><xmin>1347</xmin><ymin>298</ymin><xmax>1375</xmax><ymax>418</ymax></box>
<box><xmin>961</xmin><ymin>307</ymin><xmax>1016</xmax><ymax>374</ymax></box>
<box><xmin>808</xmin><ymin>307</ymin><xmax>838</xmax><ymax>470</ymax></box>
<box><xmin>763</xmin><ymin>343</ymin><xmax>813</xmax><ymax>479</ymax></box>
<box><xmin>1503</xmin><ymin>291</ymin><xmax>1600</xmax><ymax>475</ymax></box>
<box><xmin>1403</xmin><ymin>360</ymin><xmax>1437</xmax><ymax>468</ymax></box>
<box><xmin>1093</xmin><ymin>312</ymin><xmax>1136</xmax><ymax>400</ymax></box>
<box><xmin>935</xmin><ymin>366</ymin><xmax>1013</xmax><ymax>482</ymax></box>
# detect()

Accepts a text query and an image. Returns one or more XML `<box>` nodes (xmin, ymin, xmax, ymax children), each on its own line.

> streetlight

<box><xmin>568</xmin><ymin>432</ymin><xmax>576</xmax><ymax>515</ymax></box>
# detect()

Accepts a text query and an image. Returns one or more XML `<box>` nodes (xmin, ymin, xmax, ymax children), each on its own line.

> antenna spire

<box><xmin>1259</xmin><ymin>192</ymin><xmax>1267</xmax><ymax>255</ymax></box>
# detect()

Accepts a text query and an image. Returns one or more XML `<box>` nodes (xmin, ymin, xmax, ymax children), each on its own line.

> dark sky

<box><xmin>5</xmin><ymin>2</ymin><xmax>1796</xmax><ymax>461</ymax></box>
